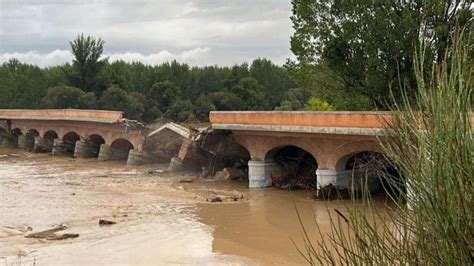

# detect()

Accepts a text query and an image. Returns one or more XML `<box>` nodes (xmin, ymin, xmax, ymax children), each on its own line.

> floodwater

<box><xmin>0</xmin><ymin>147</ymin><xmax>390</xmax><ymax>265</ymax></box>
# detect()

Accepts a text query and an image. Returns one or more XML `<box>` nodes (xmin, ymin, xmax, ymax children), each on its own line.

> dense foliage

<box><xmin>289</xmin><ymin>0</ymin><xmax>472</xmax><ymax>110</ymax></box>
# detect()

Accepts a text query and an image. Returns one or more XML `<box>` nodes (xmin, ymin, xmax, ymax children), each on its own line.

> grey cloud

<box><xmin>0</xmin><ymin>0</ymin><xmax>294</xmax><ymax>66</ymax></box>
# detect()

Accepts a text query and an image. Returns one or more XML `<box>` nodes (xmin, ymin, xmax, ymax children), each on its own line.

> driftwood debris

<box><xmin>206</xmin><ymin>196</ymin><xmax>223</xmax><ymax>202</ymax></box>
<box><xmin>99</xmin><ymin>219</ymin><xmax>116</xmax><ymax>226</ymax></box>
<box><xmin>25</xmin><ymin>225</ymin><xmax>67</xmax><ymax>239</ymax></box>
<box><xmin>179</xmin><ymin>178</ymin><xmax>194</xmax><ymax>183</ymax></box>
<box><xmin>24</xmin><ymin>225</ymin><xmax>79</xmax><ymax>240</ymax></box>
<box><xmin>46</xmin><ymin>233</ymin><xmax>79</xmax><ymax>240</ymax></box>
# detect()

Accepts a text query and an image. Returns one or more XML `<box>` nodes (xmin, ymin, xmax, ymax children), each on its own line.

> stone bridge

<box><xmin>210</xmin><ymin>111</ymin><xmax>393</xmax><ymax>189</ymax></box>
<box><xmin>0</xmin><ymin>109</ymin><xmax>154</xmax><ymax>165</ymax></box>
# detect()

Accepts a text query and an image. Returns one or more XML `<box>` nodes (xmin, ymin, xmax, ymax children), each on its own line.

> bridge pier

<box><xmin>98</xmin><ymin>144</ymin><xmax>129</xmax><ymax>161</ymax></box>
<box><xmin>74</xmin><ymin>141</ymin><xmax>100</xmax><ymax>158</ymax></box>
<box><xmin>1</xmin><ymin>134</ymin><xmax>17</xmax><ymax>147</ymax></box>
<box><xmin>33</xmin><ymin>137</ymin><xmax>54</xmax><ymax>153</ymax></box>
<box><xmin>316</xmin><ymin>169</ymin><xmax>352</xmax><ymax>189</ymax></box>
<box><xmin>18</xmin><ymin>135</ymin><xmax>35</xmax><ymax>151</ymax></box>
<box><xmin>248</xmin><ymin>160</ymin><xmax>279</xmax><ymax>188</ymax></box>
<box><xmin>126</xmin><ymin>150</ymin><xmax>156</xmax><ymax>165</ymax></box>
<box><xmin>52</xmin><ymin>139</ymin><xmax>76</xmax><ymax>156</ymax></box>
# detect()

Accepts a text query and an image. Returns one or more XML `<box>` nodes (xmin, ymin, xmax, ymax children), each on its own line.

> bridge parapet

<box><xmin>0</xmin><ymin>109</ymin><xmax>124</xmax><ymax>123</ymax></box>
<box><xmin>210</xmin><ymin>111</ymin><xmax>393</xmax><ymax>136</ymax></box>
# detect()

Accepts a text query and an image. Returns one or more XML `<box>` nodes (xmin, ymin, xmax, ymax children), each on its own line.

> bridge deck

<box><xmin>0</xmin><ymin>109</ymin><xmax>124</xmax><ymax>124</ymax></box>
<box><xmin>210</xmin><ymin>111</ymin><xmax>393</xmax><ymax>136</ymax></box>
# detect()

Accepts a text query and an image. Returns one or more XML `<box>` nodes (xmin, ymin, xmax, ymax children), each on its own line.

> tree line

<box><xmin>0</xmin><ymin>1</ymin><xmax>470</xmax><ymax>123</ymax></box>
<box><xmin>0</xmin><ymin>34</ymin><xmax>332</xmax><ymax>123</ymax></box>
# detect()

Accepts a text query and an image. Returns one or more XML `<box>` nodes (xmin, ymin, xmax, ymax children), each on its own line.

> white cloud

<box><xmin>0</xmin><ymin>49</ymin><xmax>72</xmax><ymax>67</ymax></box>
<box><xmin>106</xmin><ymin>47</ymin><xmax>211</xmax><ymax>66</ymax></box>
<box><xmin>0</xmin><ymin>47</ymin><xmax>213</xmax><ymax>67</ymax></box>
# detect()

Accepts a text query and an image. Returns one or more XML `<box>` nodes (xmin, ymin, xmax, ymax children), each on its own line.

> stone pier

<box><xmin>126</xmin><ymin>149</ymin><xmax>156</xmax><ymax>165</ymax></box>
<box><xmin>33</xmin><ymin>137</ymin><xmax>54</xmax><ymax>153</ymax></box>
<box><xmin>17</xmin><ymin>135</ymin><xmax>35</xmax><ymax>151</ymax></box>
<box><xmin>74</xmin><ymin>141</ymin><xmax>100</xmax><ymax>158</ymax></box>
<box><xmin>168</xmin><ymin>157</ymin><xmax>183</xmax><ymax>171</ymax></box>
<box><xmin>52</xmin><ymin>139</ymin><xmax>75</xmax><ymax>156</ymax></box>
<box><xmin>1</xmin><ymin>134</ymin><xmax>17</xmax><ymax>147</ymax></box>
<box><xmin>248</xmin><ymin>160</ymin><xmax>279</xmax><ymax>188</ymax></box>
<box><xmin>98</xmin><ymin>144</ymin><xmax>129</xmax><ymax>161</ymax></box>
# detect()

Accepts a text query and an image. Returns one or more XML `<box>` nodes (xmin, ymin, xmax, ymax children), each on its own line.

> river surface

<box><xmin>0</xmin><ymin>147</ymin><xmax>390</xmax><ymax>265</ymax></box>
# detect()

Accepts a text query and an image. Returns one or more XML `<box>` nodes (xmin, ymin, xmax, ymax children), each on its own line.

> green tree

<box><xmin>289</xmin><ymin>0</ymin><xmax>472</xmax><ymax>109</ymax></box>
<box><xmin>99</xmin><ymin>86</ymin><xmax>130</xmax><ymax>112</ymax></box>
<box><xmin>79</xmin><ymin>92</ymin><xmax>98</xmax><ymax>109</ymax></box>
<box><xmin>165</xmin><ymin>100</ymin><xmax>195</xmax><ymax>122</ymax></box>
<box><xmin>303</xmin><ymin>96</ymin><xmax>335</xmax><ymax>111</ymax></box>
<box><xmin>230</xmin><ymin>77</ymin><xmax>264</xmax><ymax>110</ymax></box>
<box><xmin>147</xmin><ymin>81</ymin><xmax>181</xmax><ymax>113</ymax></box>
<box><xmin>69</xmin><ymin>34</ymin><xmax>107</xmax><ymax>93</ymax></box>
<box><xmin>194</xmin><ymin>96</ymin><xmax>216</xmax><ymax>121</ymax></box>
<box><xmin>249</xmin><ymin>58</ymin><xmax>293</xmax><ymax>108</ymax></box>
<box><xmin>210</xmin><ymin>91</ymin><xmax>241</xmax><ymax>111</ymax></box>
<box><xmin>42</xmin><ymin>86</ymin><xmax>86</xmax><ymax>109</ymax></box>
<box><xmin>0</xmin><ymin>59</ymin><xmax>48</xmax><ymax>109</ymax></box>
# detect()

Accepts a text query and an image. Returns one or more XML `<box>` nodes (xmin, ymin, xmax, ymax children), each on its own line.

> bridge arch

<box><xmin>262</xmin><ymin>136</ymin><xmax>320</xmax><ymax>162</ymax></box>
<box><xmin>324</xmin><ymin>140</ymin><xmax>381</xmax><ymax>170</ymax></box>
<box><xmin>44</xmin><ymin>130</ymin><xmax>59</xmax><ymax>140</ymax></box>
<box><xmin>11</xmin><ymin>128</ymin><xmax>22</xmax><ymax>136</ymax></box>
<box><xmin>88</xmin><ymin>134</ymin><xmax>105</xmax><ymax>147</ymax></box>
<box><xmin>265</xmin><ymin>145</ymin><xmax>318</xmax><ymax>188</ymax></box>
<box><xmin>111</xmin><ymin>138</ymin><xmax>134</xmax><ymax>152</ymax></box>
<box><xmin>62</xmin><ymin>131</ymin><xmax>81</xmax><ymax>155</ymax></box>
<box><xmin>335</xmin><ymin>150</ymin><xmax>403</xmax><ymax>196</ymax></box>
<box><xmin>26</xmin><ymin>129</ymin><xmax>40</xmax><ymax>138</ymax></box>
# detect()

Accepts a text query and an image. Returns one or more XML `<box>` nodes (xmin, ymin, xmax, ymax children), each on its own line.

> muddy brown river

<box><xmin>0</xmin><ymin>147</ymin><xmax>389</xmax><ymax>265</ymax></box>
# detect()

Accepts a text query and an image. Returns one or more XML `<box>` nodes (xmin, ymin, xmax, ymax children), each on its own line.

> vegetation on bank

<box><xmin>296</xmin><ymin>33</ymin><xmax>473</xmax><ymax>265</ymax></box>
<box><xmin>288</xmin><ymin>1</ymin><xmax>472</xmax><ymax>264</ymax></box>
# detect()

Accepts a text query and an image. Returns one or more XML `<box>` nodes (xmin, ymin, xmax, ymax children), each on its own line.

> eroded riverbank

<box><xmin>0</xmin><ymin>147</ymin><xmax>390</xmax><ymax>265</ymax></box>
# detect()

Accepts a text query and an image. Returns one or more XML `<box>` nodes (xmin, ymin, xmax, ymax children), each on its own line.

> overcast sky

<box><xmin>0</xmin><ymin>0</ymin><xmax>294</xmax><ymax>67</ymax></box>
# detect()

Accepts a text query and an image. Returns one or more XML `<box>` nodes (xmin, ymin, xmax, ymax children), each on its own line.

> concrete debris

<box><xmin>171</xmin><ymin>128</ymin><xmax>251</xmax><ymax>179</ymax></box>
<box><xmin>213</xmin><ymin>167</ymin><xmax>247</xmax><ymax>181</ymax></box>
<box><xmin>145</xmin><ymin>123</ymin><xmax>198</xmax><ymax>162</ymax></box>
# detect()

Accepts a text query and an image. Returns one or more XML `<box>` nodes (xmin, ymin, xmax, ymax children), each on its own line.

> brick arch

<box><xmin>328</xmin><ymin>140</ymin><xmax>383</xmax><ymax>170</ymax></box>
<box><xmin>110</xmin><ymin>138</ymin><xmax>134</xmax><ymax>151</ymax></box>
<box><xmin>44</xmin><ymin>130</ymin><xmax>59</xmax><ymax>140</ymax></box>
<box><xmin>262</xmin><ymin>136</ymin><xmax>321</xmax><ymax>162</ymax></box>
<box><xmin>26</xmin><ymin>129</ymin><xmax>40</xmax><ymax>137</ymax></box>
<box><xmin>86</xmin><ymin>133</ymin><xmax>106</xmax><ymax>146</ymax></box>
<box><xmin>58</xmin><ymin>128</ymin><xmax>84</xmax><ymax>140</ymax></box>
<box><xmin>11</xmin><ymin>128</ymin><xmax>23</xmax><ymax>136</ymax></box>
